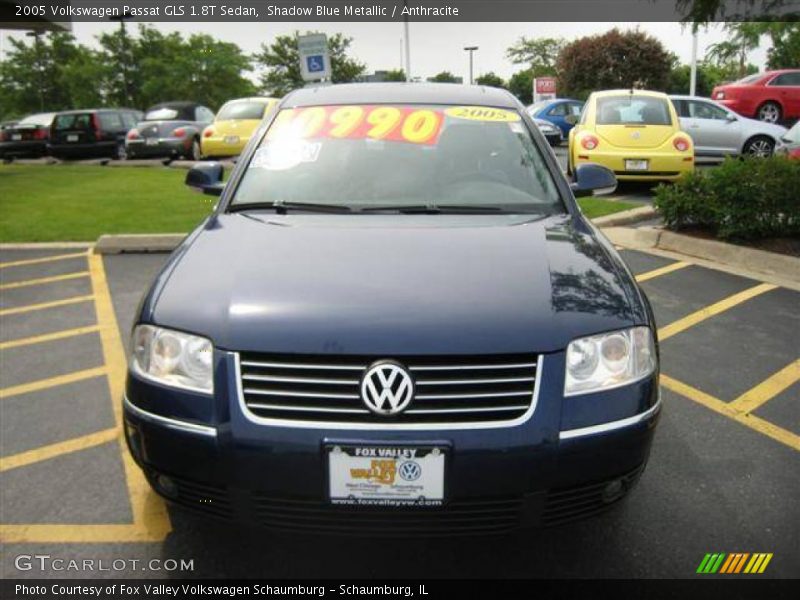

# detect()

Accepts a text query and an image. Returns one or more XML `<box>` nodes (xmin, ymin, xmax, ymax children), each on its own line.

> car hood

<box><xmin>147</xmin><ymin>213</ymin><xmax>641</xmax><ymax>355</ymax></box>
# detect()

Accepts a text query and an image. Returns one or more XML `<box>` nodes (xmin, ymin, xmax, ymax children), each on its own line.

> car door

<box><xmin>767</xmin><ymin>72</ymin><xmax>800</xmax><ymax>118</ymax></box>
<box><xmin>683</xmin><ymin>99</ymin><xmax>740</xmax><ymax>157</ymax></box>
<box><xmin>545</xmin><ymin>101</ymin><xmax>569</xmax><ymax>134</ymax></box>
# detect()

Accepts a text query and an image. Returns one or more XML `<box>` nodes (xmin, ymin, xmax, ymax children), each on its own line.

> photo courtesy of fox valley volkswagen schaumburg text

<box><xmin>0</xmin><ymin>0</ymin><xmax>798</xmax><ymax>595</ymax></box>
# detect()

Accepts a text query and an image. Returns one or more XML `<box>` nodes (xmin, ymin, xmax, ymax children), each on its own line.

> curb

<box><xmin>591</xmin><ymin>205</ymin><xmax>657</xmax><ymax>228</ymax></box>
<box><xmin>94</xmin><ymin>234</ymin><xmax>186</xmax><ymax>254</ymax></box>
<box><xmin>602</xmin><ymin>226</ymin><xmax>800</xmax><ymax>285</ymax></box>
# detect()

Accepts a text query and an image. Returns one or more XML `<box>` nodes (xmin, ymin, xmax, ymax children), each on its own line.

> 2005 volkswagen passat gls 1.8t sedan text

<box><xmin>124</xmin><ymin>84</ymin><xmax>661</xmax><ymax>535</ymax></box>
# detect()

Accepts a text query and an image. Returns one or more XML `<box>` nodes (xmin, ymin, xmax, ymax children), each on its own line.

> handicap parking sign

<box><xmin>306</xmin><ymin>55</ymin><xmax>325</xmax><ymax>73</ymax></box>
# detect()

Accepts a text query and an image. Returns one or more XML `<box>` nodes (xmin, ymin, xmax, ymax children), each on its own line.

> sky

<box><xmin>0</xmin><ymin>21</ymin><xmax>767</xmax><ymax>82</ymax></box>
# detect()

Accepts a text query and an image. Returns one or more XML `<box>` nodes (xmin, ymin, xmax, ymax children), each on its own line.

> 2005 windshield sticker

<box><xmin>265</xmin><ymin>105</ymin><xmax>445</xmax><ymax>146</ymax></box>
<box><xmin>445</xmin><ymin>106</ymin><xmax>521</xmax><ymax>122</ymax></box>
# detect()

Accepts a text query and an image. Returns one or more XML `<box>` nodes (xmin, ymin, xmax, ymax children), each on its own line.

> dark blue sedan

<box><xmin>527</xmin><ymin>98</ymin><xmax>585</xmax><ymax>137</ymax></box>
<box><xmin>123</xmin><ymin>83</ymin><xmax>660</xmax><ymax>535</ymax></box>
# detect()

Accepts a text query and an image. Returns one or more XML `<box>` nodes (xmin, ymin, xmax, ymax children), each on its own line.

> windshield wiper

<box><xmin>228</xmin><ymin>201</ymin><xmax>352</xmax><ymax>214</ymax></box>
<box><xmin>360</xmin><ymin>204</ymin><xmax>506</xmax><ymax>214</ymax></box>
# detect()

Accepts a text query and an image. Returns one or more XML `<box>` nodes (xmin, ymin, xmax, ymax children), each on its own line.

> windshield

<box><xmin>736</xmin><ymin>73</ymin><xmax>762</xmax><ymax>85</ymax></box>
<box><xmin>217</xmin><ymin>101</ymin><xmax>268</xmax><ymax>121</ymax></box>
<box><xmin>19</xmin><ymin>113</ymin><xmax>55</xmax><ymax>126</ymax></box>
<box><xmin>230</xmin><ymin>104</ymin><xmax>563</xmax><ymax>214</ymax></box>
<box><xmin>53</xmin><ymin>113</ymin><xmax>92</xmax><ymax>130</ymax></box>
<box><xmin>784</xmin><ymin>121</ymin><xmax>800</xmax><ymax>143</ymax></box>
<box><xmin>596</xmin><ymin>96</ymin><xmax>672</xmax><ymax>125</ymax></box>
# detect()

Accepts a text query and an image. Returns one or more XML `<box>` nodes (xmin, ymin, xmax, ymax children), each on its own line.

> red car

<box><xmin>712</xmin><ymin>70</ymin><xmax>800</xmax><ymax>124</ymax></box>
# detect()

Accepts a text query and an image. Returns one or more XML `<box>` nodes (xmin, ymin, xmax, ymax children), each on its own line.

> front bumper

<box><xmin>126</xmin><ymin>137</ymin><xmax>191</xmax><ymax>159</ymax></box>
<box><xmin>124</xmin><ymin>351</ymin><xmax>660</xmax><ymax>534</ymax></box>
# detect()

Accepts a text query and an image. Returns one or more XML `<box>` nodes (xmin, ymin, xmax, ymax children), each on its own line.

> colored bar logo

<box><xmin>697</xmin><ymin>553</ymin><xmax>773</xmax><ymax>574</ymax></box>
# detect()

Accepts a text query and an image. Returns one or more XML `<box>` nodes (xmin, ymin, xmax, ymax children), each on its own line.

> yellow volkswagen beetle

<box><xmin>201</xmin><ymin>97</ymin><xmax>278</xmax><ymax>158</ymax></box>
<box><xmin>568</xmin><ymin>90</ymin><xmax>694</xmax><ymax>181</ymax></box>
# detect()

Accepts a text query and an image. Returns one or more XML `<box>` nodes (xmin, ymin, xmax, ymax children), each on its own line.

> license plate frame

<box><xmin>326</xmin><ymin>443</ymin><xmax>448</xmax><ymax>508</ymax></box>
<box><xmin>11</xmin><ymin>133</ymin><xmax>21</xmax><ymax>141</ymax></box>
<box><xmin>145</xmin><ymin>138</ymin><xmax>159</xmax><ymax>146</ymax></box>
<box><xmin>66</xmin><ymin>134</ymin><xmax>79</xmax><ymax>143</ymax></box>
<box><xmin>224</xmin><ymin>135</ymin><xmax>240</xmax><ymax>145</ymax></box>
<box><xmin>625</xmin><ymin>159</ymin><xmax>649</xmax><ymax>171</ymax></box>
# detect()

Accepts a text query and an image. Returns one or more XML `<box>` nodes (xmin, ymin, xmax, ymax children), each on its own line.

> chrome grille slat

<box><xmin>239</xmin><ymin>352</ymin><xmax>539</xmax><ymax>426</ymax></box>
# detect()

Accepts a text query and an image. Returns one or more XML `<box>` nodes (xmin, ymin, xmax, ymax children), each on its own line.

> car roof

<box><xmin>590</xmin><ymin>89</ymin><xmax>670</xmax><ymax>99</ymax></box>
<box><xmin>282</xmin><ymin>83</ymin><xmax>519</xmax><ymax>109</ymax></box>
<box><xmin>54</xmin><ymin>108</ymin><xmax>138</xmax><ymax>115</ymax></box>
<box><xmin>147</xmin><ymin>102</ymin><xmax>204</xmax><ymax>110</ymax></box>
<box><xmin>668</xmin><ymin>95</ymin><xmax>720</xmax><ymax>100</ymax></box>
<box><xmin>222</xmin><ymin>97</ymin><xmax>278</xmax><ymax>104</ymax></box>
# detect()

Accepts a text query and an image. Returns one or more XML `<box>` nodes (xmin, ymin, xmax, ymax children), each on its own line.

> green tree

<box><xmin>505</xmin><ymin>37</ymin><xmax>564</xmax><ymax>76</ymax></box>
<box><xmin>759</xmin><ymin>22</ymin><xmax>800</xmax><ymax>69</ymax></box>
<box><xmin>382</xmin><ymin>69</ymin><xmax>407</xmax><ymax>82</ymax></box>
<box><xmin>508</xmin><ymin>70</ymin><xmax>533</xmax><ymax>104</ymax></box>
<box><xmin>556</xmin><ymin>28</ymin><xmax>673</xmax><ymax>99</ymax></box>
<box><xmin>475</xmin><ymin>72</ymin><xmax>506</xmax><ymax>88</ymax></box>
<box><xmin>676</xmin><ymin>0</ymin><xmax>798</xmax><ymax>23</ymax></box>
<box><xmin>429</xmin><ymin>71</ymin><xmax>459</xmax><ymax>83</ymax></box>
<box><xmin>255</xmin><ymin>32</ymin><xmax>365</xmax><ymax>97</ymax></box>
<box><xmin>706</xmin><ymin>23</ymin><xmax>763</xmax><ymax>79</ymax></box>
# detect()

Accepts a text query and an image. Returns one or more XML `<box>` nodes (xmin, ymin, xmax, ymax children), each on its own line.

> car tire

<box><xmin>756</xmin><ymin>101</ymin><xmax>782</xmax><ymax>124</ymax></box>
<box><xmin>115</xmin><ymin>141</ymin><xmax>127</xmax><ymax>161</ymax></box>
<box><xmin>743</xmin><ymin>136</ymin><xmax>775</xmax><ymax>157</ymax></box>
<box><xmin>190</xmin><ymin>138</ymin><xmax>201</xmax><ymax>161</ymax></box>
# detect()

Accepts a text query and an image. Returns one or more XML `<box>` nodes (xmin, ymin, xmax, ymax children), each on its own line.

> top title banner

<box><xmin>3</xmin><ymin>0</ymin><xmax>799</xmax><ymax>23</ymax></box>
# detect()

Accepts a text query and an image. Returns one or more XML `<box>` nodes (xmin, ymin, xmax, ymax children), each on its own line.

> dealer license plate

<box><xmin>625</xmin><ymin>159</ymin><xmax>649</xmax><ymax>171</ymax></box>
<box><xmin>146</xmin><ymin>138</ymin><xmax>158</xmax><ymax>146</ymax></box>
<box><xmin>11</xmin><ymin>134</ymin><xmax>21</xmax><ymax>141</ymax></box>
<box><xmin>67</xmin><ymin>134</ymin><xmax>79</xmax><ymax>142</ymax></box>
<box><xmin>328</xmin><ymin>445</ymin><xmax>445</xmax><ymax>507</ymax></box>
<box><xmin>224</xmin><ymin>135</ymin><xmax>240</xmax><ymax>145</ymax></box>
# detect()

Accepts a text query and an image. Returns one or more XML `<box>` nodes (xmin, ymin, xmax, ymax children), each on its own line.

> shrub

<box><xmin>653</xmin><ymin>156</ymin><xmax>800</xmax><ymax>241</ymax></box>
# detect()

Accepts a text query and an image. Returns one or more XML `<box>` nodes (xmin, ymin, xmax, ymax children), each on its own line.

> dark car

<box><xmin>0</xmin><ymin>112</ymin><xmax>56</xmax><ymax>160</ymax></box>
<box><xmin>126</xmin><ymin>102</ymin><xmax>215</xmax><ymax>161</ymax></box>
<box><xmin>124</xmin><ymin>84</ymin><xmax>660</xmax><ymax>535</ymax></box>
<box><xmin>48</xmin><ymin>109</ymin><xmax>142</xmax><ymax>160</ymax></box>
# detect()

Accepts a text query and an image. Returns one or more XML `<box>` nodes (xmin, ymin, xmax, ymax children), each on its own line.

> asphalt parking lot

<box><xmin>0</xmin><ymin>244</ymin><xmax>797</xmax><ymax>579</ymax></box>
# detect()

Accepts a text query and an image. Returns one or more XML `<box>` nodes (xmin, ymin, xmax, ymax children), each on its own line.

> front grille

<box><xmin>252</xmin><ymin>494</ymin><xmax>524</xmax><ymax>536</ymax></box>
<box><xmin>238</xmin><ymin>353</ymin><xmax>538</xmax><ymax>425</ymax></box>
<box><xmin>542</xmin><ymin>463</ymin><xmax>645</xmax><ymax>526</ymax></box>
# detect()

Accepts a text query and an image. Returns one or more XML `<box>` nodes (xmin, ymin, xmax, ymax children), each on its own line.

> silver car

<box><xmin>670</xmin><ymin>95</ymin><xmax>787</xmax><ymax>159</ymax></box>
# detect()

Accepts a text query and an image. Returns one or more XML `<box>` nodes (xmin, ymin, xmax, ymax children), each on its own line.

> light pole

<box><xmin>403</xmin><ymin>0</ymin><xmax>411</xmax><ymax>81</ymax></box>
<box><xmin>25</xmin><ymin>30</ymin><xmax>44</xmax><ymax>112</ymax></box>
<box><xmin>110</xmin><ymin>10</ymin><xmax>134</xmax><ymax>106</ymax></box>
<box><xmin>689</xmin><ymin>28</ymin><xmax>698</xmax><ymax>96</ymax></box>
<box><xmin>464</xmin><ymin>46</ymin><xmax>478</xmax><ymax>85</ymax></box>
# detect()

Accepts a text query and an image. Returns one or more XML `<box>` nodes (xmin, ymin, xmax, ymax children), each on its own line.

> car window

<box><xmin>217</xmin><ymin>101</ymin><xmax>268</xmax><ymax>121</ymax></box>
<box><xmin>19</xmin><ymin>113</ymin><xmax>55</xmax><ymax>126</ymax></box>
<box><xmin>230</xmin><ymin>104</ymin><xmax>564</xmax><ymax>213</ymax></box>
<box><xmin>548</xmin><ymin>103</ymin><xmax>567</xmax><ymax>116</ymax></box>
<box><xmin>671</xmin><ymin>99</ymin><xmax>689</xmax><ymax>118</ymax></box>
<box><xmin>596</xmin><ymin>96</ymin><xmax>672</xmax><ymax>125</ymax></box>
<box><xmin>122</xmin><ymin>113</ymin><xmax>138</xmax><ymax>128</ymax></box>
<box><xmin>688</xmin><ymin>101</ymin><xmax>729</xmax><ymax>120</ymax></box>
<box><xmin>769</xmin><ymin>72</ymin><xmax>800</xmax><ymax>86</ymax></box>
<box><xmin>53</xmin><ymin>114</ymin><xmax>92</xmax><ymax>130</ymax></box>
<box><xmin>569</xmin><ymin>103</ymin><xmax>583</xmax><ymax>116</ymax></box>
<box><xmin>736</xmin><ymin>73</ymin><xmax>763</xmax><ymax>85</ymax></box>
<box><xmin>145</xmin><ymin>107</ymin><xmax>179</xmax><ymax>120</ymax></box>
<box><xmin>196</xmin><ymin>107</ymin><xmax>215</xmax><ymax>122</ymax></box>
<box><xmin>99</xmin><ymin>112</ymin><xmax>123</xmax><ymax>130</ymax></box>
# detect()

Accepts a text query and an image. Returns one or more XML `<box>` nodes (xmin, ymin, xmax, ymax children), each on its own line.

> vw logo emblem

<box><xmin>399</xmin><ymin>461</ymin><xmax>422</xmax><ymax>481</ymax></box>
<box><xmin>630</xmin><ymin>131</ymin><xmax>641</xmax><ymax>139</ymax></box>
<box><xmin>360</xmin><ymin>361</ymin><xmax>414</xmax><ymax>415</ymax></box>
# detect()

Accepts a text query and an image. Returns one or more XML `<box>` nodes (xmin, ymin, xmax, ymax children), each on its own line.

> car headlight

<box><xmin>564</xmin><ymin>327</ymin><xmax>655</xmax><ymax>396</ymax></box>
<box><xmin>130</xmin><ymin>325</ymin><xmax>213</xmax><ymax>394</ymax></box>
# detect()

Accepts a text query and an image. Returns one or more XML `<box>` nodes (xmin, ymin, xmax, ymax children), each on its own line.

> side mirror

<box><xmin>726</xmin><ymin>113</ymin><xmax>737</xmax><ymax>122</ymax></box>
<box><xmin>564</xmin><ymin>114</ymin><xmax>579</xmax><ymax>125</ymax></box>
<box><xmin>185</xmin><ymin>162</ymin><xmax>225</xmax><ymax>196</ymax></box>
<box><xmin>570</xmin><ymin>163</ymin><xmax>617</xmax><ymax>198</ymax></box>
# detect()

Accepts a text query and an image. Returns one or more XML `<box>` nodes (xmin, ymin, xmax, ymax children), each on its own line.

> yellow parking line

<box><xmin>0</xmin><ymin>251</ymin><xmax>88</xmax><ymax>269</ymax></box>
<box><xmin>0</xmin><ymin>271</ymin><xmax>89</xmax><ymax>290</ymax></box>
<box><xmin>0</xmin><ymin>522</ymin><xmax>168</xmax><ymax>543</ymax></box>
<box><xmin>0</xmin><ymin>428</ymin><xmax>118</xmax><ymax>472</ymax></box>
<box><xmin>635</xmin><ymin>261</ymin><xmax>690</xmax><ymax>283</ymax></box>
<box><xmin>88</xmin><ymin>253</ymin><xmax>171</xmax><ymax>539</ymax></box>
<box><xmin>661</xmin><ymin>374</ymin><xmax>800</xmax><ymax>452</ymax></box>
<box><xmin>0</xmin><ymin>366</ymin><xmax>106</xmax><ymax>399</ymax></box>
<box><xmin>658</xmin><ymin>283</ymin><xmax>777</xmax><ymax>341</ymax></box>
<box><xmin>0</xmin><ymin>325</ymin><xmax>100</xmax><ymax>351</ymax></box>
<box><xmin>729</xmin><ymin>359</ymin><xmax>800</xmax><ymax>415</ymax></box>
<box><xmin>0</xmin><ymin>295</ymin><xmax>94</xmax><ymax>317</ymax></box>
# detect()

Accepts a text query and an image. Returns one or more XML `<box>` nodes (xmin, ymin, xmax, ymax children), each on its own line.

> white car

<box><xmin>670</xmin><ymin>95</ymin><xmax>787</xmax><ymax>158</ymax></box>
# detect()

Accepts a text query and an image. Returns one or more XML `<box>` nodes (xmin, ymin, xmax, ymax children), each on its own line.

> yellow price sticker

<box><xmin>445</xmin><ymin>106</ymin><xmax>521</xmax><ymax>123</ymax></box>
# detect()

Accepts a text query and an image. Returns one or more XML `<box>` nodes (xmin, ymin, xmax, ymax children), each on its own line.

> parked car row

<box><xmin>0</xmin><ymin>97</ymin><xmax>279</xmax><ymax>162</ymax></box>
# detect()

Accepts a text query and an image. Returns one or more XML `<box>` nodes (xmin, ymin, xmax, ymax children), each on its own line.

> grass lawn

<box><xmin>0</xmin><ymin>164</ymin><xmax>638</xmax><ymax>242</ymax></box>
